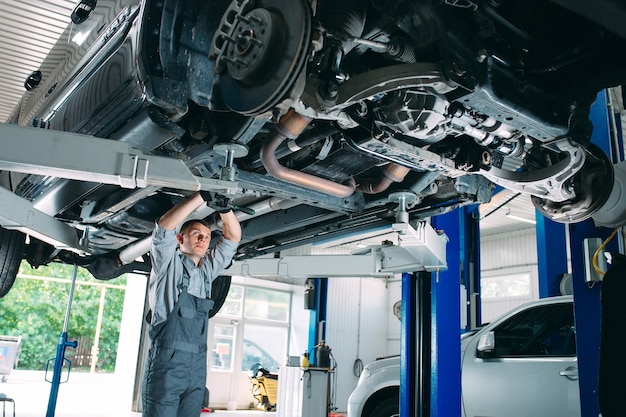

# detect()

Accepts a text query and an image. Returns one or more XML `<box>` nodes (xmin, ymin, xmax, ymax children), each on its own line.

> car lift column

<box><xmin>400</xmin><ymin>270</ymin><xmax>429</xmax><ymax>417</ymax></box>
<box><xmin>422</xmin><ymin>207</ymin><xmax>476</xmax><ymax>417</ymax></box>
<box><xmin>308</xmin><ymin>278</ymin><xmax>328</xmax><ymax>359</ymax></box>
<box><xmin>535</xmin><ymin>216</ymin><xmax>568</xmax><ymax>297</ymax></box>
<box><xmin>570</xmin><ymin>89</ymin><xmax>622</xmax><ymax>417</ymax></box>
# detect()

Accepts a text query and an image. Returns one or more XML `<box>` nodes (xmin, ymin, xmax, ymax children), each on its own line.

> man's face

<box><xmin>177</xmin><ymin>222</ymin><xmax>212</xmax><ymax>257</ymax></box>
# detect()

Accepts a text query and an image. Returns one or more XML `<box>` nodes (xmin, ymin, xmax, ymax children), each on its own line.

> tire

<box><xmin>209</xmin><ymin>275</ymin><xmax>232</xmax><ymax>318</ymax></box>
<box><xmin>367</xmin><ymin>396</ymin><xmax>399</xmax><ymax>417</ymax></box>
<box><xmin>0</xmin><ymin>227</ymin><xmax>26</xmax><ymax>298</ymax></box>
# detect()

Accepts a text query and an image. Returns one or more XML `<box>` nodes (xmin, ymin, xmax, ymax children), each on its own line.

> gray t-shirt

<box><xmin>147</xmin><ymin>222</ymin><xmax>238</xmax><ymax>326</ymax></box>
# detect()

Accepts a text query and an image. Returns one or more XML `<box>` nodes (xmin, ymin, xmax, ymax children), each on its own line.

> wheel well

<box><xmin>361</xmin><ymin>386</ymin><xmax>399</xmax><ymax>417</ymax></box>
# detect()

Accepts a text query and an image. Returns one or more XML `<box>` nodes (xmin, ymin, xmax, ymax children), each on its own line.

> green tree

<box><xmin>0</xmin><ymin>261</ymin><xmax>126</xmax><ymax>372</ymax></box>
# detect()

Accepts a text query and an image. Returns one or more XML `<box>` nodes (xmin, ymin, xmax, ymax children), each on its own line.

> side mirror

<box><xmin>476</xmin><ymin>331</ymin><xmax>495</xmax><ymax>358</ymax></box>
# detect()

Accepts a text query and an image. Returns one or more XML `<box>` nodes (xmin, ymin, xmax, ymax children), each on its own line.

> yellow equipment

<box><xmin>249</xmin><ymin>372</ymin><xmax>278</xmax><ymax>411</ymax></box>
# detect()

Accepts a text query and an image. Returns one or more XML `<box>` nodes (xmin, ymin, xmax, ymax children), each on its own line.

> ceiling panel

<box><xmin>0</xmin><ymin>0</ymin><xmax>75</xmax><ymax>123</ymax></box>
<box><xmin>479</xmin><ymin>191</ymin><xmax>538</xmax><ymax>235</ymax></box>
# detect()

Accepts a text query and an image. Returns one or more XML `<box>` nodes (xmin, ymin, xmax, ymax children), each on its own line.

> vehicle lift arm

<box><xmin>224</xmin><ymin>221</ymin><xmax>448</xmax><ymax>278</ymax></box>
<box><xmin>0</xmin><ymin>123</ymin><xmax>238</xmax><ymax>253</ymax></box>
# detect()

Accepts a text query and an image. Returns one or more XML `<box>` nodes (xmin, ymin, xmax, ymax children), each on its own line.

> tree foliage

<box><xmin>0</xmin><ymin>261</ymin><xmax>126</xmax><ymax>372</ymax></box>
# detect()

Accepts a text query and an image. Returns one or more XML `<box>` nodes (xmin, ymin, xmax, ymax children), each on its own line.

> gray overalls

<box><xmin>142</xmin><ymin>268</ymin><xmax>214</xmax><ymax>417</ymax></box>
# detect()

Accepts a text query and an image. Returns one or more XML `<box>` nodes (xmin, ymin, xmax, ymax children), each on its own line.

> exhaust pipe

<box><xmin>260</xmin><ymin>109</ymin><xmax>357</xmax><ymax>198</ymax></box>
<box><xmin>356</xmin><ymin>164</ymin><xmax>411</xmax><ymax>194</ymax></box>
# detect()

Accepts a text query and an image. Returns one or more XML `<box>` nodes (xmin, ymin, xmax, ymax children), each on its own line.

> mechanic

<box><xmin>142</xmin><ymin>191</ymin><xmax>241</xmax><ymax>417</ymax></box>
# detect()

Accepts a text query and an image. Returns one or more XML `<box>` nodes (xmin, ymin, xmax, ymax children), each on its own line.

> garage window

<box><xmin>243</xmin><ymin>287</ymin><xmax>290</xmax><ymax>322</ymax></box>
<box><xmin>481</xmin><ymin>273</ymin><xmax>532</xmax><ymax>299</ymax></box>
<box><xmin>215</xmin><ymin>285</ymin><xmax>290</xmax><ymax>322</ymax></box>
<box><xmin>211</xmin><ymin>284</ymin><xmax>291</xmax><ymax>374</ymax></box>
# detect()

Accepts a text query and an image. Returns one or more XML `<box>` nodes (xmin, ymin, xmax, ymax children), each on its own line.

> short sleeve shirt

<box><xmin>147</xmin><ymin>222</ymin><xmax>238</xmax><ymax>326</ymax></box>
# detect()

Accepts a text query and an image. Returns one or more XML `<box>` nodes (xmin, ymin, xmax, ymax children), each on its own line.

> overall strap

<box><xmin>180</xmin><ymin>261</ymin><xmax>212</xmax><ymax>299</ymax></box>
<box><xmin>178</xmin><ymin>264</ymin><xmax>191</xmax><ymax>292</ymax></box>
<box><xmin>205</xmin><ymin>275</ymin><xmax>212</xmax><ymax>300</ymax></box>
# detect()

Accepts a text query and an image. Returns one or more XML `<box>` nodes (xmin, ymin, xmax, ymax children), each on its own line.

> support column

<box><xmin>400</xmin><ymin>272</ymin><xmax>420</xmax><ymax>417</ymax></box>
<box><xmin>428</xmin><ymin>209</ymin><xmax>466</xmax><ymax>417</ymax></box>
<box><xmin>459</xmin><ymin>206</ymin><xmax>481</xmax><ymax>329</ymax></box>
<box><xmin>569</xmin><ymin>219</ymin><xmax>618</xmax><ymax>417</ymax></box>
<box><xmin>535</xmin><ymin>216</ymin><xmax>568</xmax><ymax>298</ymax></box>
<box><xmin>571</xmin><ymin>89</ymin><xmax>621</xmax><ymax>417</ymax></box>
<box><xmin>308</xmin><ymin>278</ymin><xmax>328</xmax><ymax>363</ymax></box>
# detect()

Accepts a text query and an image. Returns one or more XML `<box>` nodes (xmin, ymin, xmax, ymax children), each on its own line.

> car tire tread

<box><xmin>366</xmin><ymin>396</ymin><xmax>399</xmax><ymax>417</ymax></box>
<box><xmin>0</xmin><ymin>227</ymin><xmax>25</xmax><ymax>298</ymax></box>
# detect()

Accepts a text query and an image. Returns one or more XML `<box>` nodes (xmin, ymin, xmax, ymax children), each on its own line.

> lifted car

<box><xmin>2</xmin><ymin>0</ymin><xmax>626</xmax><ymax>298</ymax></box>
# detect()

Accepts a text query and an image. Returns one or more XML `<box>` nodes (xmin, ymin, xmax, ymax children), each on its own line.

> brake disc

<box><xmin>531</xmin><ymin>143</ymin><xmax>614</xmax><ymax>223</ymax></box>
<box><xmin>210</xmin><ymin>0</ymin><xmax>312</xmax><ymax>116</ymax></box>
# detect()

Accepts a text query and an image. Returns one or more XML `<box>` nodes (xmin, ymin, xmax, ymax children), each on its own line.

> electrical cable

<box><xmin>592</xmin><ymin>228</ymin><xmax>620</xmax><ymax>276</ymax></box>
<box><xmin>354</xmin><ymin>279</ymin><xmax>363</xmax><ymax>377</ymax></box>
<box><xmin>353</xmin><ymin>358</ymin><xmax>364</xmax><ymax>377</ymax></box>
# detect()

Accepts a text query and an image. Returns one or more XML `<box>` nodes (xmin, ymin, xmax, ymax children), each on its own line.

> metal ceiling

<box><xmin>0</xmin><ymin>0</ymin><xmax>76</xmax><ymax>123</ymax></box>
<box><xmin>478</xmin><ymin>191</ymin><xmax>537</xmax><ymax>235</ymax></box>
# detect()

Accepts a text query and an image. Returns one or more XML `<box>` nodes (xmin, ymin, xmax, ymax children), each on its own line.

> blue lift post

<box><xmin>400</xmin><ymin>270</ymin><xmax>436</xmax><ymax>417</ymax></box>
<box><xmin>459</xmin><ymin>205</ymin><xmax>482</xmax><ymax>330</ymax></box>
<box><xmin>426</xmin><ymin>207</ymin><xmax>474</xmax><ymax>417</ymax></box>
<box><xmin>400</xmin><ymin>272</ymin><xmax>419</xmax><ymax>417</ymax></box>
<box><xmin>45</xmin><ymin>264</ymin><xmax>78</xmax><ymax>417</ymax></box>
<box><xmin>308</xmin><ymin>278</ymin><xmax>328</xmax><ymax>366</ymax></box>
<box><xmin>535</xmin><ymin>215</ymin><xmax>568</xmax><ymax>298</ymax></box>
<box><xmin>569</xmin><ymin>89</ymin><xmax>622</xmax><ymax>417</ymax></box>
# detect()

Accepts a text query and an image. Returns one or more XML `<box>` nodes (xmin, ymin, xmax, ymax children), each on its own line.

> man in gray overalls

<box><xmin>142</xmin><ymin>191</ymin><xmax>241</xmax><ymax>417</ymax></box>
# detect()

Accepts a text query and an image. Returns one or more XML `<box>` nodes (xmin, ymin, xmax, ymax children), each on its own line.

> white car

<box><xmin>347</xmin><ymin>296</ymin><xmax>578</xmax><ymax>417</ymax></box>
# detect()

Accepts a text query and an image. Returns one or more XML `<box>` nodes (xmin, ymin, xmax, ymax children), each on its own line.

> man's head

<box><xmin>177</xmin><ymin>219</ymin><xmax>212</xmax><ymax>259</ymax></box>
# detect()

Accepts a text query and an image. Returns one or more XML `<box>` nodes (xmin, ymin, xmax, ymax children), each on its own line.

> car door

<box><xmin>462</xmin><ymin>300</ymin><xmax>580</xmax><ymax>417</ymax></box>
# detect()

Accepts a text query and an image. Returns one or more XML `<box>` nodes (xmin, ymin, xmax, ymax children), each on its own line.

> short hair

<box><xmin>179</xmin><ymin>219</ymin><xmax>211</xmax><ymax>235</ymax></box>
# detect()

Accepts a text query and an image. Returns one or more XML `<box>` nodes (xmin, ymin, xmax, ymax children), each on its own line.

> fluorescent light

<box><xmin>505</xmin><ymin>212</ymin><xmax>536</xmax><ymax>225</ymax></box>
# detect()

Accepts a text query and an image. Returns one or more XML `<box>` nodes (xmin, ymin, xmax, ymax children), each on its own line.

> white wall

<box><xmin>249</xmin><ymin>243</ymin><xmax>401</xmax><ymax>412</ymax></box>
<box><xmin>325</xmin><ymin>276</ymin><xmax>402</xmax><ymax>412</ymax></box>
<box><xmin>480</xmin><ymin>228</ymin><xmax>539</xmax><ymax>323</ymax></box>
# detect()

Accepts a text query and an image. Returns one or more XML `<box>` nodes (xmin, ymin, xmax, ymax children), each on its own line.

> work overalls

<box><xmin>143</xmin><ymin>269</ymin><xmax>214</xmax><ymax>417</ymax></box>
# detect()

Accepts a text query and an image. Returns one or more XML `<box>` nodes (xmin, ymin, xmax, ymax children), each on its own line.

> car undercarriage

<box><xmin>1</xmin><ymin>0</ymin><xmax>626</xmax><ymax>296</ymax></box>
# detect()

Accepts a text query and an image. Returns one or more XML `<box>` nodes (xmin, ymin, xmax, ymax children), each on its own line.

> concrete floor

<box><xmin>0</xmin><ymin>370</ymin><xmax>274</xmax><ymax>417</ymax></box>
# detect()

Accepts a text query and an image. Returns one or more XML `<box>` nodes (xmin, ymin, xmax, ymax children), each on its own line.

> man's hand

<box><xmin>199</xmin><ymin>191</ymin><xmax>232</xmax><ymax>213</ymax></box>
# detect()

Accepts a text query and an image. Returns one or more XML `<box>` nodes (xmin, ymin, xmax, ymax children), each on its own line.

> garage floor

<box><xmin>1</xmin><ymin>370</ymin><xmax>272</xmax><ymax>417</ymax></box>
